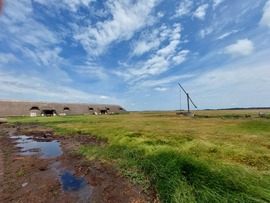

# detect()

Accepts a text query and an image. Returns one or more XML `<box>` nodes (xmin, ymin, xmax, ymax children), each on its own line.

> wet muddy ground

<box><xmin>0</xmin><ymin>123</ymin><xmax>157</xmax><ymax>203</ymax></box>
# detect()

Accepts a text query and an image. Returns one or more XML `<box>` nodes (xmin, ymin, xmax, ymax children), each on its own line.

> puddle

<box><xmin>60</xmin><ymin>171</ymin><xmax>87</xmax><ymax>191</ymax></box>
<box><xmin>11</xmin><ymin>135</ymin><xmax>63</xmax><ymax>158</ymax></box>
<box><xmin>10</xmin><ymin>134</ymin><xmax>92</xmax><ymax>201</ymax></box>
<box><xmin>51</xmin><ymin>162</ymin><xmax>93</xmax><ymax>202</ymax></box>
<box><xmin>10</xmin><ymin>132</ymin><xmax>93</xmax><ymax>203</ymax></box>
<box><xmin>60</xmin><ymin>171</ymin><xmax>93</xmax><ymax>201</ymax></box>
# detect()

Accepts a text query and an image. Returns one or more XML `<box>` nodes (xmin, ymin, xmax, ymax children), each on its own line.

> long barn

<box><xmin>0</xmin><ymin>100</ymin><xmax>128</xmax><ymax>117</ymax></box>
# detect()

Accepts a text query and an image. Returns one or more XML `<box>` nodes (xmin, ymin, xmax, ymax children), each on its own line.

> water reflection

<box><xmin>11</xmin><ymin>135</ymin><xmax>63</xmax><ymax>158</ymax></box>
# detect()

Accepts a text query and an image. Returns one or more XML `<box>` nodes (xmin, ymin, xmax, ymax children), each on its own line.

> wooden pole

<box><xmin>187</xmin><ymin>93</ymin><xmax>190</xmax><ymax>113</ymax></box>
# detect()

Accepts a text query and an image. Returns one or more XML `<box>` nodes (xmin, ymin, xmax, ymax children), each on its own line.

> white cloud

<box><xmin>133</xmin><ymin>74</ymin><xmax>193</xmax><ymax>90</ymax></box>
<box><xmin>156</xmin><ymin>24</ymin><xmax>182</xmax><ymax>57</ymax></box>
<box><xmin>171</xmin><ymin>23</ymin><xmax>182</xmax><ymax>40</ymax></box>
<box><xmin>75</xmin><ymin>61</ymin><xmax>108</xmax><ymax>80</ymax></box>
<box><xmin>157</xmin><ymin>12</ymin><xmax>165</xmax><ymax>18</ymax></box>
<box><xmin>154</xmin><ymin>87</ymin><xmax>168</xmax><ymax>92</ymax></box>
<box><xmin>189</xmin><ymin>56</ymin><xmax>270</xmax><ymax>109</ymax></box>
<box><xmin>117</xmin><ymin>24</ymin><xmax>188</xmax><ymax>83</ymax></box>
<box><xmin>216</xmin><ymin>29</ymin><xmax>239</xmax><ymax>40</ymax></box>
<box><xmin>172</xmin><ymin>50</ymin><xmax>189</xmax><ymax>64</ymax></box>
<box><xmin>0</xmin><ymin>70</ymin><xmax>123</xmax><ymax>105</ymax></box>
<box><xmin>74</xmin><ymin>0</ymin><xmax>158</xmax><ymax>56</ymax></box>
<box><xmin>34</xmin><ymin>0</ymin><xmax>95</xmax><ymax>12</ymax></box>
<box><xmin>197</xmin><ymin>2</ymin><xmax>261</xmax><ymax>44</ymax></box>
<box><xmin>213</xmin><ymin>0</ymin><xmax>224</xmax><ymax>9</ymax></box>
<box><xmin>174</xmin><ymin>0</ymin><xmax>193</xmax><ymax>18</ymax></box>
<box><xmin>140</xmin><ymin>54</ymin><xmax>176</xmax><ymax>77</ymax></box>
<box><xmin>193</xmin><ymin>4</ymin><xmax>209</xmax><ymax>20</ymax></box>
<box><xmin>135</xmin><ymin>41</ymin><xmax>156</xmax><ymax>56</ymax></box>
<box><xmin>0</xmin><ymin>72</ymin><xmax>96</xmax><ymax>101</ymax></box>
<box><xmin>63</xmin><ymin>0</ymin><xmax>94</xmax><ymax>11</ymax></box>
<box><xmin>157</xmin><ymin>40</ymin><xmax>180</xmax><ymax>56</ymax></box>
<box><xmin>132</xmin><ymin>23</ymin><xmax>182</xmax><ymax>56</ymax></box>
<box><xmin>224</xmin><ymin>38</ymin><xmax>254</xmax><ymax>56</ymax></box>
<box><xmin>1</xmin><ymin>0</ymin><xmax>32</xmax><ymax>23</ymax></box>
<box><xmin>260</xmin><ymin>0</ymin><xmax>270</xmax><ymax>29</ymax></box>
<box><xmin>24</xmin><ymin>47</ymin><xmax>63</xmax><ymax>67</ymax></box>
<box><xmin>100</xmin><ymin>95</ymin><xmax>110</xmax><ymax>99</ymax></box>
<box><xmin>133</xmin><ymin>40</ymin><xmax>160</xmax><ymax>56</ymax></box>
<box><xmin>135</xmin><ymin>26</ymin><xmax>183</xmax><ymax>75</ymax></box>
<box><xmin>0</xmin><ymin>53</ymin><xmax>17</xmax><ymax>64</ymax></box>
<box><xmin>1</xmin><ymin>1</ymin><xmax>58</xmax><ymax>47</ymax></box>
<box><xmin>199</xmin><ymin>27</ymin><xmax>213</xmax><ymax>38</ymax></box>
<box><xmin>0</xmin><ymin>0</ymin><xmax>74</xmax><ymax>84</ymax></box>
<box><xmin>0</xmin><ymin>1</ymin><xmax>62</xmax><ymax>68</ymax></box>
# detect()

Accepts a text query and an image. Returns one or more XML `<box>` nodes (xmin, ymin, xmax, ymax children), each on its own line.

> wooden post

<box><xmin>187</xmin><ymin>93</ymin><xmax>190</xmax><ymax>113</ymax></box>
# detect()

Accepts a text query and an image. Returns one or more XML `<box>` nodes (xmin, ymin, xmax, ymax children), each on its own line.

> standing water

<box><xmin>11</xmin><ymin>134</ymin><xmax>92</xmax><ymax>201</ymax></box>
<box><xmin>11</xmin><ymin>135</ymin><xmax>63</xmax><ymax>158</ymax></box>
<box><xmin>51</xmin><ymin>162</ymin><xmax>93</xmax><ymax>201</ymax></box>
<box><xmin>60</xmin><ymin>171</ymin><xmax>87</xmax><ymax>191</ymax></box>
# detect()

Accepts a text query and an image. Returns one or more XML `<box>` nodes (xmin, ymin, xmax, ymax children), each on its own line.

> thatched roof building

<box><xmin>0</xmin><ymin>100</ymin><xmax>128</xmax><ymax>117</ymax></box>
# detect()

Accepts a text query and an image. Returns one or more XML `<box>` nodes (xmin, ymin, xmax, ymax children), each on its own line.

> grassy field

<box><xmin>9</xmin><ymin>110</ymin><xmax>270</xmax><ymax>202</ymax></box>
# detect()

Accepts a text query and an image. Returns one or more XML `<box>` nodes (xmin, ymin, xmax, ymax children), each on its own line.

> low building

<box><xmin>0</xmin><ymin>100</ymin><xmax>128</xmax><ymax>117</ymax></box>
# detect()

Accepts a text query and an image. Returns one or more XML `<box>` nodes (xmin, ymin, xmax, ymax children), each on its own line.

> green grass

<box><xmin>8</xmin><ymin>111</ymin><xmax>270</xmax><ymax>202</ymax></box>
<box><xmin>16</xmin><ymin>167</ymin><xmax>25</xmax><ymax>177</ymax></box>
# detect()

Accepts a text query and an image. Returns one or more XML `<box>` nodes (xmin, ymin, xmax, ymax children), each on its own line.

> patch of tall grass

<box><xmin>140</xmin><ymin>149</ymin><xmax>270</xmax><ymax>202</ymax></box>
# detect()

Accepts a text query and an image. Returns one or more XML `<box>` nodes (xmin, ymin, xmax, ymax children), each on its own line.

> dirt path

<box><xmin>0</xmin><ymin>123</ymin><xmax>157</xmax><ymax>203</ymax></box>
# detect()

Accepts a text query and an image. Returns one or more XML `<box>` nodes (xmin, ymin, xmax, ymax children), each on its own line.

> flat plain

<box><xmin>8</xmin><ymin>109</ymin><xmax>270</xmax><ymax>202</ymax></box>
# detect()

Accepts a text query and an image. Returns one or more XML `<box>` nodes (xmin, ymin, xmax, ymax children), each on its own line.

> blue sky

<box><xmin>0</xmin><ymin>0</ymin><xmax>270</xmax><ymax>111</ymax></box>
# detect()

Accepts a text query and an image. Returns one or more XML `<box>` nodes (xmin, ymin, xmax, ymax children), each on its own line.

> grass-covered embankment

<box><xmin>9</xmin><ymin>111</ymin><xmax>270</xmax><ymax>202</ymax></box>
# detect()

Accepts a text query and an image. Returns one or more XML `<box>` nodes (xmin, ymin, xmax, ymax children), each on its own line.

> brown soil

<box><xmin>0</xmin><ymin>123</ymin><xmax>157</xmax><ymax>203</ymax></box>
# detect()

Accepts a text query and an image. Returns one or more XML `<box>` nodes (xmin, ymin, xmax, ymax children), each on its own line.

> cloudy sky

<box><xmin>0</xmin><ymin>0</ymin><xmax>270</xmax><ymax>111</ymax></box>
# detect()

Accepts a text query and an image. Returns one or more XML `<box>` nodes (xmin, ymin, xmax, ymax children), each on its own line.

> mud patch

<box><xmin>0</xmin><ymin>123</ymin><xmax>157</xmax><ymax>203</ymax></box>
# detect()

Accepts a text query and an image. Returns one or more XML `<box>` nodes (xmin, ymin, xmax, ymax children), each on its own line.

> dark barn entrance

<box><xmin>100</xmin><ymin>110</ymin><xmax>107</xmax><ymax>114</ymax></box>
<box><xmin>42</xmin><ymin>110</ymin><xmax>57</xmax><ymax>116</ymax></box>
